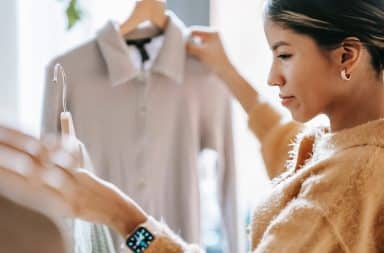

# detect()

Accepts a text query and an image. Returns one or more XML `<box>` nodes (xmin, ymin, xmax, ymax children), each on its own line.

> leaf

<box><xmin>65</xmin><ymin>0</ymin><xmax>82</xmax><ymax>30</ymax></box>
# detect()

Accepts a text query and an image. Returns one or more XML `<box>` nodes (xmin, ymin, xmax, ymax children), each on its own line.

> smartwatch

<box><xmin>125</xmin><ymin>216</ymin><xmax>159</xmax><ymax>253</ymax></box>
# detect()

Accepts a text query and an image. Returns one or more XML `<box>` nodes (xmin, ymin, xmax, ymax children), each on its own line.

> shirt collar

<box><xmin>96</xmin><ymin>11</ymin><xmax>187</xmax><ymax>86</ymax></box>
<box><xmin>126</xmin><ymin>35</ymin><xmax>164</xmax><ymax>72</ymax></box>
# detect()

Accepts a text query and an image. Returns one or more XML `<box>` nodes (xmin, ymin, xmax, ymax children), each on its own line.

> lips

<box><xmin>279</xmin><ymin>94</ymin><xmax>295</xmax><ymax>106</ymax></box>
<box><xmin>279</xmin><ymin>94</ymin><xmax>294</xmax><ymax>99</ymax></box>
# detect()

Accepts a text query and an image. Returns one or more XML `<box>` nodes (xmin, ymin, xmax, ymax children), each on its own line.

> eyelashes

<box><xmin>277</xmin><ymin>54</ymin><xmax>293</xmax><ymax>60</ymax></box>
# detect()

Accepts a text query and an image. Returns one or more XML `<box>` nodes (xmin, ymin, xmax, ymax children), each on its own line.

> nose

<box><xmin>267</xmin><ymin>63</ymin><xmax>285</xmax><ymax>87</ymax></box>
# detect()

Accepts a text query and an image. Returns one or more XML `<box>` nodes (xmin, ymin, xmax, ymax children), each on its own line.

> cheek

<box><xmin>286</xmin><ymin>60</ymin><xmax>334</xmax><ymax>120</ymax></box>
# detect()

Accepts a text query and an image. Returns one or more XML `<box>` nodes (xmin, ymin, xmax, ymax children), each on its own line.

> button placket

<box><xmin>135</xmin><ymin>66</ymin><xmax>150</xmax><ymax>193</ymax></box>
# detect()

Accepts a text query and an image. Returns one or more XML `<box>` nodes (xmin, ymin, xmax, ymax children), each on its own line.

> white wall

<box><xmin>211</xmin><ymin>0</ymin><xmax>275</xmax><ymax>214</ymax></box>
<box><xmin>0</xmin><ymin>1</ymin><xmax>19</xmax><ymax>125</ymax></box>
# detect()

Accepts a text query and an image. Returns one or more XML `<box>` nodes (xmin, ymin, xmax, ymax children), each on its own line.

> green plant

<box><xmin>58</xmin><ymin>0</ymin><xmax>83</xmax><ymax>30</ymax></box>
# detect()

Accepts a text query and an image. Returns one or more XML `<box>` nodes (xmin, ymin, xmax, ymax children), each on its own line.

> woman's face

<box><xmin>264</xmin><ymin>20</ymin><xmax>345</xmax><ymax>122</ymax></box>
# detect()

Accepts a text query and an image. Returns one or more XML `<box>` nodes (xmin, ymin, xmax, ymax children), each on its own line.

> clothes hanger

<box><xmin>53</xmin><ymin>63</ymin><xmax>84</xmax><ymax>167</ymax></box>
<box><xmin>53</xmin><ymin>63</ymin><xmax>77</xmax><ymax>138</ymax></box>
<box><xmin>119</xmin><ymin>0</ymin><xmax>169</xmax><ymax>39</ymax></box>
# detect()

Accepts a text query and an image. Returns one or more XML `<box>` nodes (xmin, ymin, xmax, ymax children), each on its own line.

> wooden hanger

<box><xmin>53</xmin><ymin>64</ymin><xmax>76</xmax><ymax>137</ymax></box>
<box><xmin>120</xmin><ymin>0</ymin><xmax>169</xmax><ymax>38</ymax></box>
<box><xmin>53</xmin><ymin>63</ymin><xmax>84</xmax><ymax>167</ymax></box>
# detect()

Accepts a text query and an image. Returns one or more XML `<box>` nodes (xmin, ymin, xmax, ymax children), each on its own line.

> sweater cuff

<box><xmin>120</xmin><ymin>217</ymin><xmax>203</xmax><ymax>253</ymax></box>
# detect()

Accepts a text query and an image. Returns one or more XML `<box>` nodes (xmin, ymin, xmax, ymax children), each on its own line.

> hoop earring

<box><xmin>341</xmin><ymin>69</ymin><xmax>351</xmax><ymax>81</ymax></box>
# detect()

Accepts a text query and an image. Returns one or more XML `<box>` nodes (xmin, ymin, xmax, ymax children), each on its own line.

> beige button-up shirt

<box><xmin>41</xmin><ymin>12</ymin><xmax>239</xmax><ymax>252</ymax></box>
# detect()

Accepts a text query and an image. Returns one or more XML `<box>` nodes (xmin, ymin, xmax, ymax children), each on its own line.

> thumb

<box><xmin>187</xmin><ymin>41</ymin><xmax>203</xmax><ymax>58</ymax></box>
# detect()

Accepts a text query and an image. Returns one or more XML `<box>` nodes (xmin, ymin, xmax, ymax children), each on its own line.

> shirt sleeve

<box><xmin>247</xmin><ymin>101</ymin><xmax>303</xmax><ymax>179</ymax></box>
<box><xmin>216</xmin><ymin>96</ymin><xmax>240</xmax><ymax>253</ymax></box>
<box><xmin>200</xmin><ymin>85</ymin><xmax>240</xmax><ymax>253</ymax></box>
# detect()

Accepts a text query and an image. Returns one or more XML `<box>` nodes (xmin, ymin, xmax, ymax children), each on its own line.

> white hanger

<box><xmin>52</xmin><ymin>63</ymin><xmax>84</xmax><ymax>167</ymax></box>
<box><xmin>53</xmin><ymin>64</ymin><xmax>77</xmax><ymax>138</ymax></box>
<box><xmin>120</xmin><ymin>0</ymin><xmax>169</xmax><ymax>38</ymax></box>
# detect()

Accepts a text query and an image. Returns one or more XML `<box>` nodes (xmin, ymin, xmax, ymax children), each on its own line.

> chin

<box><xmin>290</xmin><ymin>110</ymin><xmax>316</xmax><ymax>123</ymax></box>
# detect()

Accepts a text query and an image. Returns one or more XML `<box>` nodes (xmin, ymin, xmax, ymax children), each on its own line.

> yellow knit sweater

<box><xmin>137</xmin><ymin>101</ymin><xmax>384</xmax><ymax>253</ymax></box>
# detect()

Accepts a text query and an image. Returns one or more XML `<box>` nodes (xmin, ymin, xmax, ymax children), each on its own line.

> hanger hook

<box><xmin>52</xmin><ymin>63</ymin><xmax>68</xmax><ymax>113</ymax></box>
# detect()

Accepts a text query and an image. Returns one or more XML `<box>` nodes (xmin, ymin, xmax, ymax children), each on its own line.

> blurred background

<box><xmin>0</xmin><ymin>1</ymin><xmax>327</xmax><ymax>252</ymax></box>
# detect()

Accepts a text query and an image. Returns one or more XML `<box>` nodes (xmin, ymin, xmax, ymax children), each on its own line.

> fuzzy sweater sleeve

<box><xmin>249</xmin><ymin>146</ymin><xmax>379</xmax><ymax>253</ymax></box>
<box><xmin>121</xmin><ymin>219</ymin><xmax>204</xmax><ymax>253</ymax></box>
<box><xmin>250</xmin><ymin>162</ymin><xmax>352</xmax><ymax>253</ymax></box>
<box><xmin>252</xmin><ymin>198</ymin><xmax>343</xmax><ymax>253</ymax></box>
<box><xmin>247</xmin><ymin>101</ymin><xmax>303</xmax><ymax>179</ymax></box>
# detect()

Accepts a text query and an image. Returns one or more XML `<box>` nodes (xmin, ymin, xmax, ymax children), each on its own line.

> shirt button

<box><xmin>140</xmin><ymin>106</ymin><xmax>147</xmax><ymax>113</ymax></box>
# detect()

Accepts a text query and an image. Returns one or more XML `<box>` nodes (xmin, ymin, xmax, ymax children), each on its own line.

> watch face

<box><xmin>126</xmin><ymin>227</ymin><xmax>155</xmax><ymax>253</ymax></box>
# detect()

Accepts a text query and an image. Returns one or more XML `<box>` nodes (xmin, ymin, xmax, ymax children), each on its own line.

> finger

<box><xmin>0</xmin><ymin>144</ymin><xmax>41</xmax><ymax>177</ymax></box>
<box><xmin>0</xmin><ymin>165</ymin><xmax>29</xmax><ymax>184</ymax></box>
<box><xmin>0</xmin><ymin>163</ymin><xmax>73</xmax><ymax>217</ymax></box>
<box><xmin>190</xmin><ymin>26</ymin><xmax>218</xmax><ymax>39</ymax></box>
<box><xmin>25</xmin><ymin>175</ymin><xmax>75</xmax><ymax>218</ymax></box>
<box><xmin>0</xmin><ymin>125</ymin><xmax>48</xmax><ymax>163</ymax></box>
<box><xmin>0</xmin><ymin>132</ymin><xmax>77</xmax><ymax>183</ymax></box>
<box><xmin>0</xmin><ymin>162</ymin><xmax>69</xmax><ymax>215</ymax></box>
<box><xmin>61</xmin><ymin>135</ymin><xmax>82</xmax><ymax>165</ymax></box>
<box><xmin>48</xmin><ymin>148</ymin><xmax>78</xmax><ymax>174</ymax></box>
<box><xmin>189</xmin><ymin>31</ymin><xmax>211</xmax><ymax>42</ymax></box>
<box><xmin>39</xmin><ymin>164</ymin><xmax>79</xmax><ymax>209</ymax></box>
<box><xmin>40</xmin><ymin>166</ymin><xmax>70</xmax><ymax>191</ymax></box>
<box><xmin>42</xmin><ymin>136</ymin><xmax>79</xmax><ymax>170</ymax></box>
<box><xmin>40</xmin><ymin>150</ymin><xmax>77</xmax><ymax>184</ymax></box>
<box><xmin>41</xmin><ymin>165</ymin><xmax>82</xmax><ymax>218</ymax></box>
<box><xmin>186</xmin><ymin>42</ymin><xmax>202</xmax><ymax>57</ymax></box>
<box><xmin>0</xmin><ymin>167</ymin><xmax>61</xmax><ymax>211</ymax></box>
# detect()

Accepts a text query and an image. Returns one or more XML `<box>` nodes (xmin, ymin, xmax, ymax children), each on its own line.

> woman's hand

<box><xmin>187</xmin><ymin>26</ymin><xmax>233</xmax><ymax>76</ymax></box>
<box><xmin>0</xmin><ymin>125</ymin><xmax>147</xmax><ymax>237</ymax></box>
<box><xmin>187</xmin><ymin>26</ymin><xmax>260</xmax><ymax>113</ymax></box>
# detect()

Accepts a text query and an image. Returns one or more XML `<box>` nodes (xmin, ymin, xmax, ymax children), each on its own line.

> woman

<box><xmin>1</xmin><ymin>0</ymin><xmax>384</xmax><ymax>252</ymax></box>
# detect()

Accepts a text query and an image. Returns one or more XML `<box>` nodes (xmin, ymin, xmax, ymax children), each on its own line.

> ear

<box><xmin>337</xmin><ymin>37</ymin><xmax>363</xmax><ymax>74</ymax></box>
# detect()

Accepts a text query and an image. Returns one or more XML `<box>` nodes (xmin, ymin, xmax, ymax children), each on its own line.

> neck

<box><xmin>328</xmin><ymin>80</ymin><xmax>384</xmax><ymax>132</ymax></box>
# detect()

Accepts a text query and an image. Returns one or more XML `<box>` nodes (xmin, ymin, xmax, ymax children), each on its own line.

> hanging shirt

<box><xmin>41</xmin><ymin>11</ymin><xmax>239</xmax><ymax>253</ymax></box>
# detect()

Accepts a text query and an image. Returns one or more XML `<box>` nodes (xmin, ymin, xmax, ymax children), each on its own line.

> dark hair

<box><xmin>265</xmin><ymin>0</ymin><xmax>384</xmax><ymax>75</ymax></box>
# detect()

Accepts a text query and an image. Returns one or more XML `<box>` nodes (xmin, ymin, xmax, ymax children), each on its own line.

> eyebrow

<box><xmin>272</xmin><ymin>41</ymin><xmax>291</xmax><ymax>51</ymax></box>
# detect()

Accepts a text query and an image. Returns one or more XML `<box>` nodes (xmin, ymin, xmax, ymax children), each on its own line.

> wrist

<box><xmin>108</xmin><ymin>197</ymin><xmax>148</xmax><ymax>237</ymax></box>
<box><xmin>217</xmin><ymin>62</ymin><xmax>260</xmax><ymax>113</ymax></box>
<box><xmin>215</xmin><ymin>57</ymin><xmax>234</xmax><ymax>80</ymax></box>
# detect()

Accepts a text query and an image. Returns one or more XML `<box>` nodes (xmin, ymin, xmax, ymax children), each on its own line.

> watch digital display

<box><xmin>126</xmin><ymin>227</ymin><xmax>155</xmax><ymax>253</ymax></box>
